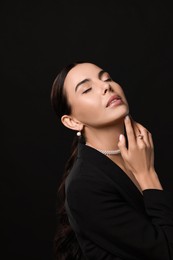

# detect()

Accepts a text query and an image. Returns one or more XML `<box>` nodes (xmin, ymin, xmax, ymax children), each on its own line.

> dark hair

<box><xmin>50</xmin><ymin>61</ymin><xmax>85</xmax><ymax>260</ymax></box>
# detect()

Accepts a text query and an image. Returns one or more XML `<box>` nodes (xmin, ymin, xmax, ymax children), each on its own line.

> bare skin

<box><xmin>118</xmin><ymin>115</ymin><xmax>163</xmax><ymax>191</ymax></box>
<box><xmin>61</xmin><ymin>63</ymin><xmax>163</xmax><ymax>193</ymax></box>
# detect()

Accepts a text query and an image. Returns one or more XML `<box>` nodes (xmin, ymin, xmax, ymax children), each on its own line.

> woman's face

<box><xmin>63</xmin><ymin>63</ymin><xmax>129</xmax><ymax>128</ymax></box>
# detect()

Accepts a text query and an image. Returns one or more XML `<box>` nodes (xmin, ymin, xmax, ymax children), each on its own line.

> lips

<box><xmin>106</xmin><ymin>94</ymin><xmax>122</xmax><ymax>107</ymax></box>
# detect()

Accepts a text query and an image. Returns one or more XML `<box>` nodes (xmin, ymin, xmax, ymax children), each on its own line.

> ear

<box><xmin>61</xmin><ymin>115</ymin><xmax>83</xmax><ymax>131</ymax></box>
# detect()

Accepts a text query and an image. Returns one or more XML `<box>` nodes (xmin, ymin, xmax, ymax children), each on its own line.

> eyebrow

<box><xmin>75</xmin><ymin>70</ymin><xmax>106</xmax><ymax>92</ymax></box>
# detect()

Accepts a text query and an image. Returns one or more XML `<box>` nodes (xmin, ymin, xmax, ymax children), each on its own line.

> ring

<box><xmin>137</xmin><ymin>134</ymin><xmax>143</xmax><ymax>139</ymax></box>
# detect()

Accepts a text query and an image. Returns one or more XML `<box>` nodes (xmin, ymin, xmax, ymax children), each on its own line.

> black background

<box><xmin>1</xmin><ymin>1</ymin><xmax>173</xmax><ymax>259</ymax></box>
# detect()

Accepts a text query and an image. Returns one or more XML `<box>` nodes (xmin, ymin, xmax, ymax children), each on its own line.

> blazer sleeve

<box><xmin>66</xmin><ymin>175</ymin><xmax>173</xmax><ymax>260</ymax></box>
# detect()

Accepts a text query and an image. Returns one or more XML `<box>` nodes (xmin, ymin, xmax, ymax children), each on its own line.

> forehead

<box><xmin>64</xmin><ymin>63</ymin><xmax>103</xmax><ymax>88</ymax></box>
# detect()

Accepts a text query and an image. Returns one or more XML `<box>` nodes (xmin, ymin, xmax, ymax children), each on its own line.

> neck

<box><xmin>86</xmin><ymin>145</ymin><xmax>121</xmax><ymax>156</ymax></box>
<box><xmin>85</xmin><ymin>120</ymin><xmax>125</xmax><ymax>152</ymax></box>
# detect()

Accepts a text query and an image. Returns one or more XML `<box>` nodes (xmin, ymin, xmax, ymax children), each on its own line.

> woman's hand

<box><xmin>118</xmin><ymin>115</ymin><xmax>163</xmax><ymax>190</ymax></box>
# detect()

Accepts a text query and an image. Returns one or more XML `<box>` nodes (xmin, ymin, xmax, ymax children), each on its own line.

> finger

<box><xmin>134</xmin><ymin>122</ymin><xmax>150</xmax><ymax>147</ymax></box>
<box><xmin>118</xmin><ymin>134</ymin><xmax>128</xmax><ymax>159</ymax></box>
<box><xmin>130</xmin><ymin>118</ymin><xmax>141</xmax><ymax>138</ymax></box>
<box><xmin>130</xmin><ymin>120</ymin><xmax>146</xmax><ymax>146</ymax></box>
<box><xmin>130</xmin><ymin>119</ymin><xmax>145</xmax><ymax>137</ymax></box>
<box><xmin>124</xmin><ymin>115</ymin><xmax>136</xmax><ymax>148</ymax></box>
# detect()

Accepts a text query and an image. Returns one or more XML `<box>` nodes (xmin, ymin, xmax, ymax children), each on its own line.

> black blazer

<box><xmin>65</xmin><ymin>142</ymin><xmax>173</xmax><ymax>260</ymax></box>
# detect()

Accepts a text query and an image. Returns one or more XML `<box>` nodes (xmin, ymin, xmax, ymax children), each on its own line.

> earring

<box><xmin>76</xmin><ymin>131</ymin><xmax>81</xmax><ymax>136</ymax></box>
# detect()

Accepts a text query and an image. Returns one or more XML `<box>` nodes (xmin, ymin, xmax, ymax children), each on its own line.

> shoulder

<box><xmin>65</xmin><ymin>158</ymin><xmax>121</xmax><ymax>207</ymax></box>
<box><xmin>66</xmin><ymin>157</ymin><xmax>111</xmax><ymax>192</ymax></box>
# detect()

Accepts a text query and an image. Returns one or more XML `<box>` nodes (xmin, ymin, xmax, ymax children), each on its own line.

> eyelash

<box><xmin>82</xmin><ymin>78</ymin><xmax>112</xmax><ymax>94</ymax></box>
<box><xmin>82</xmin><ymin>88</ymin><xmax>92</xmax><ymax>94</ymax></box>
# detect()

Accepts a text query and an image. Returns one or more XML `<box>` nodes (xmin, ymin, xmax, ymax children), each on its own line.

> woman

<box><xmin>51</xmin><ymin>61</ymin><xmax>173</xmax><ymax>260</ymax></box>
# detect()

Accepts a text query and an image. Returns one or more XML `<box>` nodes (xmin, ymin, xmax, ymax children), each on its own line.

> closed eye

<box><xmin>82</xmin><ymin>88</ymin><xmax>92</xmax><ymax>94</ymax></box>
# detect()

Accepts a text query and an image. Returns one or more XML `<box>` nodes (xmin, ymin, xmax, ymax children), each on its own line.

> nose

<box><xmin>102</xmin><ymin>82</ymin><xmax>112</xmax><ymax>95</ymax></box>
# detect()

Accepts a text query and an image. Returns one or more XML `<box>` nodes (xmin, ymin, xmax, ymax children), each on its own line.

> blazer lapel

<box><xmin>78</xmin><ymin>142</ymin><xmax>145</xmax><ymax>213</ymax></box>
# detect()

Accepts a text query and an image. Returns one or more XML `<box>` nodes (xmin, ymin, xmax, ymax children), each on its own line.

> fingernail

<box><xmin>125</xmin><ymin>115</ymin><xmax>130</xmax><ymax>121</ymax></box>
<box><xmin>119</xmin><ymin>134</ymin><xmax>123</xmax><ymax>141</ymax></box>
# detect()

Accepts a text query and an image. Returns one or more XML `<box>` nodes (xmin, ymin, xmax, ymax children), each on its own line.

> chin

<box><xmin>114</xmin><ymin>108</ymin><xmax>129</xmax><ymax>123</ymax></box>
<box><xmin>119</xmin><ymin>106</ymin><xmax>129</xmax><ymax>118</ymax></box>
<box><xmin>125</xmin><ymin>109</ymin><xmax>130</xmax><ymax>117</ymax></box>
<box><xmin>123</xmin><ymin>105</ymin><xmax>130</xmax><ymax>116</ymax></box>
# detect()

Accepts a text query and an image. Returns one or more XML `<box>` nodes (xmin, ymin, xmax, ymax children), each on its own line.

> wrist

<box><xmin>134</xmin><ymin>169</ymin><xmax>163</xmax><ymax>191</ymax></box>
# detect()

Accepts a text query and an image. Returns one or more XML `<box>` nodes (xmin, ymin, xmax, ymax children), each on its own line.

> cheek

<box><xmin>72</xmin><ymin>98</ymin><xmax>100</xmax><ymax>120</ymax></box>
